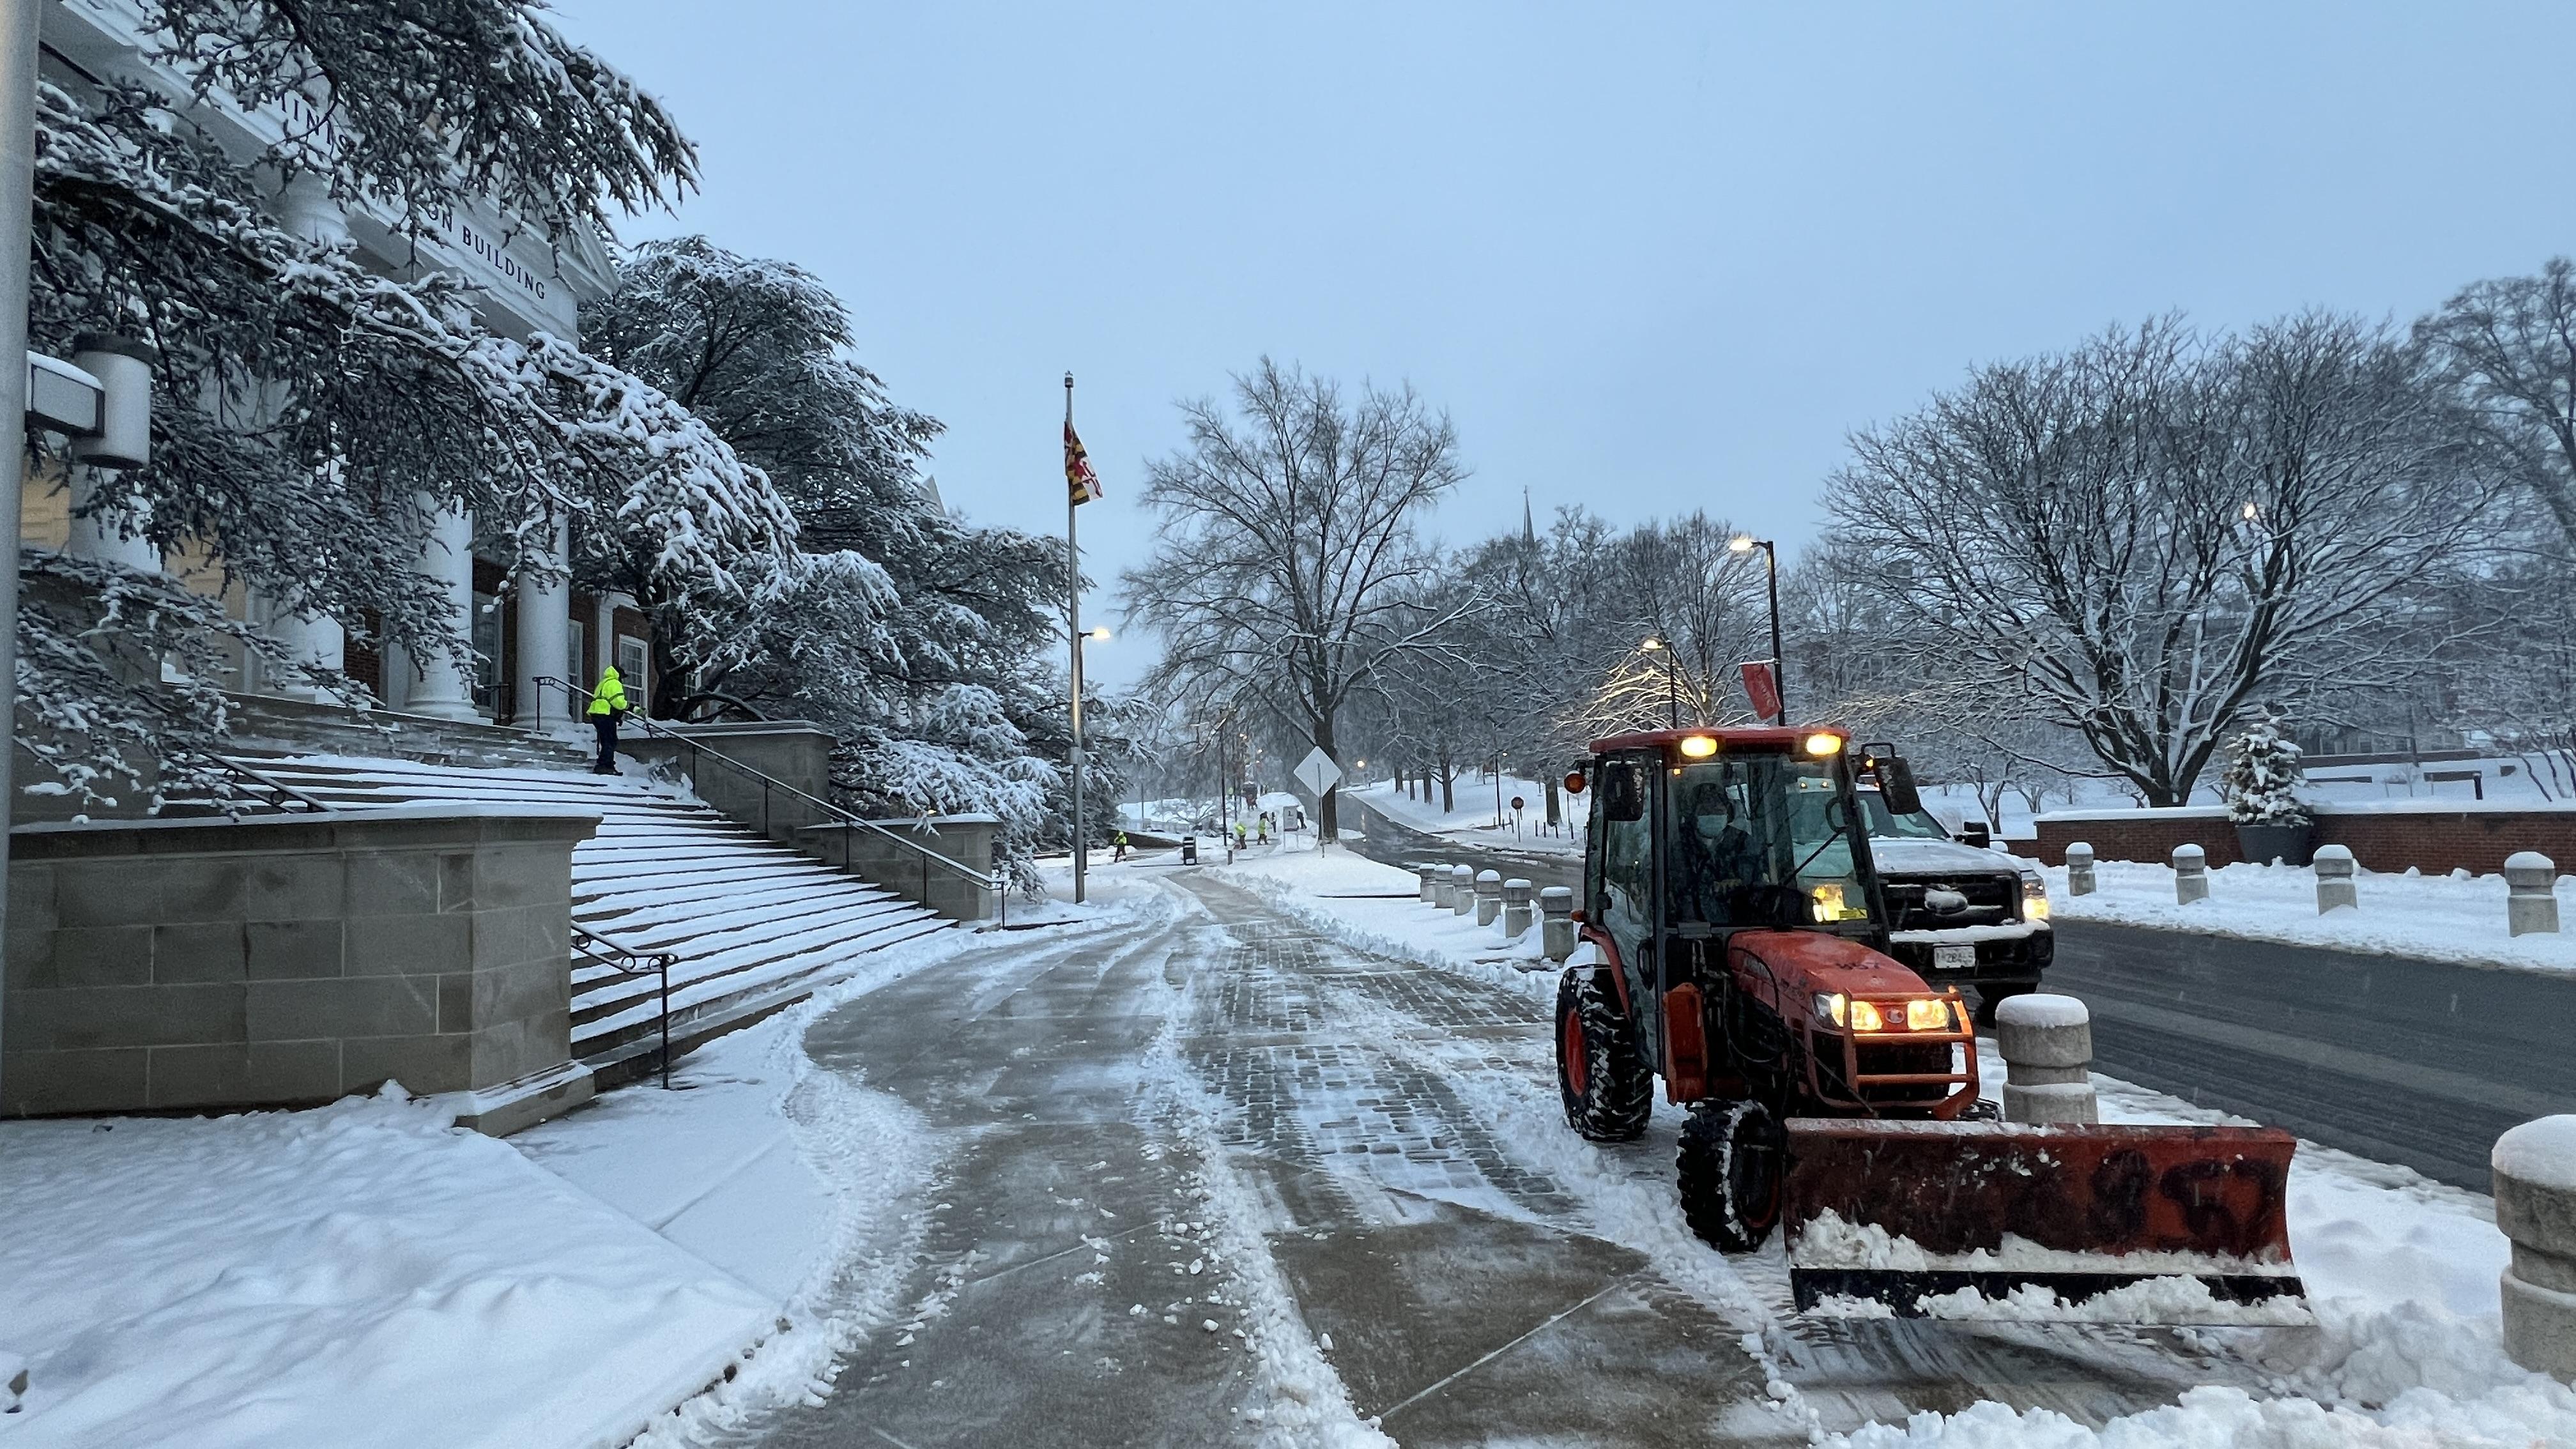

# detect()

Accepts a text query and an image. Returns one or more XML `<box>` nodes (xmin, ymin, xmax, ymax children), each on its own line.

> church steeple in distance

<box><xmin>1522</xmin><ymin>486</ymin><xmax>1536</xmax><ymax>546</ymax></box>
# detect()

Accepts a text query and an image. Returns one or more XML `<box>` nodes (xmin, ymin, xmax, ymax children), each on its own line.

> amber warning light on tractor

<box><xmin>1804</xmin><ymin>732</ymin><xmax>1844</xmax><ymax>756</ymax></box>
<box><xmin>1677</xmin><ymin>735</ymin><xmax>1718</xmax><ymax>758</ymax></box>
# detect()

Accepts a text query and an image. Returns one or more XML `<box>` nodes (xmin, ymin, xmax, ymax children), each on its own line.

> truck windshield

<box><xmin>1860</xmin><ymin>793</ymin><xmax>1950</xmax><ymax>840</ymax></box>
<box><xmin>1668</xmin><ymin>756</ymin><xmax>1874</xmax><ymax>926</ymax></box>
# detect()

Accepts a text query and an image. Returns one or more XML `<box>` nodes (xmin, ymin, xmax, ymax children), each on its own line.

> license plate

<box><xmin>1932</xmin><ymin>945</ymin><xmax>1977</xmax><ymax>972</ymax></box>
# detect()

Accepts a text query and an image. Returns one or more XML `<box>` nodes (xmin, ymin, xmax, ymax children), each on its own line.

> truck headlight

<box><xmin>2021</xmin><ymin>874</ymin><xmax>2051</xmax><ymax>921</ymax></box>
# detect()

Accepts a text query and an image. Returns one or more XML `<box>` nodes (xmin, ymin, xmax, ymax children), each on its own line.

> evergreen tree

<box><xmin>2220</xmin><ymin>714</ymin><xmax>2312</xmax><ymax>827</ymax></box>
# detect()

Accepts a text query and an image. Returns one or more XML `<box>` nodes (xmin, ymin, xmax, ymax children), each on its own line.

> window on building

<box><xmin>615</xmin><ymin>635</ymin><xmax>647</xmax><ymax>697</ymax></box>
<box><xmin>567</xmin><ymin>620</ymin><xmax>586</xmax><ymax>689</ymax></box>
<box><xmin>471</xmin><ymin>592</ymin><xmax>502</xmax><ymax>713</ymax></box>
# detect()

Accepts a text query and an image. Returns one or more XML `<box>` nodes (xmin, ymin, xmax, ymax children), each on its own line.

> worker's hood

<box><xmin>1867</xmin><ymin>835</ymin><xmax>2032</xmax><ymax>878</ymax></box>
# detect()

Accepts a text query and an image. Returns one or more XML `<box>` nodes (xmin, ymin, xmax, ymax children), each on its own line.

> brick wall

<box><xmin>2024</xmin><ymin>807</ymin><xmax>2576</xmax><ymax>875</ymax></box>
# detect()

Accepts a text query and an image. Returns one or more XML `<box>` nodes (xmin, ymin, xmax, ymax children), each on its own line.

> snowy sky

<box><xmin>551</xmin><ymin>1</ymin><xmax>2576</xmax><ymax>689</ymax></box>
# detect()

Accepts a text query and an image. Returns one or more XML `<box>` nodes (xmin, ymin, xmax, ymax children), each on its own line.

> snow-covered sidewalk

<box><xmin>1347</xmin><ymin>776</ymin><xmax>1586</xmax><ymax>856</ymax></box>
<box><xmin>2048</xmin><ymin>857</ymin><xmax>2576</xmax><ymax>974</ymax></box>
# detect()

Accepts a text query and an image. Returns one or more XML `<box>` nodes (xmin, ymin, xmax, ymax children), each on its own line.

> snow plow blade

<box><xmin>1781</xmin><ymin>1119</ymin><xmax>2309</xmax><ymax>1323</ymax></box>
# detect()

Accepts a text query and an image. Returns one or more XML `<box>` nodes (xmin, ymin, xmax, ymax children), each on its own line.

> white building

<box><xmin>19</xmin><ymin>0</ymin><xmax>655</xmax><ymax>738</ymax></box>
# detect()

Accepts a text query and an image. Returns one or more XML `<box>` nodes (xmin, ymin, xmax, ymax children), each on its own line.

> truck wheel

<box><xmin>1677</xmin><ymin>1100</ymin><xmax>1783</xmax><ymax>1252</ymax></box>
<box><xmin>1974</xmin><ymin>983</ymin><xmax>2034</xmax><ymax>1027</ymax></box>
<box><xmin>1556</xmin><ymin>969</ymin><xmax>1650</xmax><ymax>1141</ymax></box>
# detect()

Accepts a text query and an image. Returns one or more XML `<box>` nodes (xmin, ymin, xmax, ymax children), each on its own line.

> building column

<box><xmin>61</xmin><ymin>466</ymin><xmax>158</xmax><ymax>572</ymax></box>
<box><xmin>513</xmin><ymin>513</ymin><xmax>576</xmax><ymax>735</ymax></box>
<box><xmin>390</xmin><ymin>496</ymin><xmax>479</xmax><ymax>721</ymax></box>
<box><xmin>255</xmin><ymin>174</ymin><xmax>351</xmax><ymax>702</ymax></box>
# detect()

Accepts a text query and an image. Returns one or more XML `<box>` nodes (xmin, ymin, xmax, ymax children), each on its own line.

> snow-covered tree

<box><xmin>20</xmin><ymin>17</ymin><xmax>762</xmax><ymax>805</ymax></box>
<box><xmin>1823</xmin><ymin>314</ymin><xmax>2492</xmax><ymax>806</ymax></box>
<box><xmin>583</xmin><ymin>238</ymin><xmax>1071</xmax><ymax>879</ymax></box>
<box><xmin>1124</xmin><ymin>359</ymin><xmax>1469</xmax><ymax>839</ymax></box>
<box><xmin>2418</xmin><ymin>257</ymin><xmax>2576</xmax><ymax>550</ymax></box>
<box><xmin>2220</xmin><ymin>713</ymin><xmax>2310</xmax><ymax>826</ymax></box>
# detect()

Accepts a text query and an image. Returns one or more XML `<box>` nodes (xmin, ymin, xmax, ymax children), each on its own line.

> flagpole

<box><xmin>1066</xmin><ymin>372</ymin><xmax>1085</xmax><ymax>906</ymax></box>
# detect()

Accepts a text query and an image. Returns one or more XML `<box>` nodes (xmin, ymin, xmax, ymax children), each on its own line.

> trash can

<box><xmin>1181</xmin><ymin>835</ymin><xmax>1198</xmax><ymax>864</ymax></box>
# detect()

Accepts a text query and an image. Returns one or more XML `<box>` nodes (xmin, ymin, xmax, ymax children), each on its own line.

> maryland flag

<box><xmin>1065</xmin><ymin>421</ymin><xmax>1103</xmax><ymax>505</ymax></box>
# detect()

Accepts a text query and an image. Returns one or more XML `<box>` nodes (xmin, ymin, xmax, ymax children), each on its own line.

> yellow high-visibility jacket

<box><xmin>589</xmin><ymin>667</ymin><xmax>628</xmax><ymax>717</ymax></box>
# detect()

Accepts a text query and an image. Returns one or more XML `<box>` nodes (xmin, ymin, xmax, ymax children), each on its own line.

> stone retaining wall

<box><xmin>4</xmin><ymin>805</ymin><xmax>596</xmax><ymax>1123</ymax></box>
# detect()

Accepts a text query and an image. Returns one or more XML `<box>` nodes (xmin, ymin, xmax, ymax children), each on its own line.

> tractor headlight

<box><xmin>1905</xmin><ymin>998</ymin><xmax>1954</xmax><ymax>1032</ymax></box>
<box><xmin>1813</xmin><ymin>992</ymin><xmax>1847</xmax><ymax>1027</ymax></box>
<box><xmin>1846</xmin><ymin>999</ymin><xmax>1887</xmax><ymax>1032</ymax></box>
<box><xmin>2021</xmin><ymin>873</ymin><xmax>2051</xmax><ymax>921</ymax></box>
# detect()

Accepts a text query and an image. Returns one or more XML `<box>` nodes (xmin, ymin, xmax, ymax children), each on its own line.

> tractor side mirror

<box><xmin>1874</xmin><ymin>755</ymin><xmax>1923</xmax><ymax>816</ymax></box>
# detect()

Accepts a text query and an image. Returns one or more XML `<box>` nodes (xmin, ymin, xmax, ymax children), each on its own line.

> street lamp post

<box><xmin>1729</xmin><ymin>535</ymin><xmax>1785</xmax><ymax>725</ymax></box>
<box><xmin>1641</xmin><ymin>636</ymin><xmax>1678</xmax><ymax>728</ymax></box>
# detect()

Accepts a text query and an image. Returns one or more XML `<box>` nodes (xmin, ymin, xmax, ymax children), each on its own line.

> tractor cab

<box><xmin>1573</xmin><ymin>728</ymin><xmax>1977</xmax><ymax>1124</ymax></box>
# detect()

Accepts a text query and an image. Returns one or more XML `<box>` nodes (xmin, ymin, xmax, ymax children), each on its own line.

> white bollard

<box><xmin>1432</xmin><ymin>868</ymin><xmax>1457</xmax><ymax>911</ymax></box>
<box><xmin>1995</xmin><ymin>993</ymin><xmax>2098</xmax><ymax>1124</ymax></box>
<box><xmin>2065</xmin><ymin>841</ymin><xmax>2096</xmax><ymax>897</ymax></box>
<box><xmin>1540</xmin><ymin>886</ymin><xmax>1576</xmax><ymax>962</ymax></box>
<box><xmin>1418</xmin><ymin>864</ymin><xmax>1440</xmax><ymax>904</ymax></box>
<box><xmin>2494</xmin><ymin>1116</ymin><xmax>2576</xmax><ymax>1383</ymax></box>
<box><xmin>1450</xmin><ymin>864</ymin><xmax>1475</xmax><ymax>917</ymax></box>
<box><xmin>2314</xmin><ymin>844</ymin><xmax>2358</xmax><ymax>914</ymax></box>
<box><xmin>1502</xmin><ymin>878</ymin><xmax>1534</xmax><ymax>939</ymax></box>
<box><xmin>2174</xmin><ymin>844</ymin><xmax>2209</xmax><ymax>905</ymax></box>
<box><xmin>2508</xmin><ymin>853</ymin><xmax>2560</xmax><ymax>937</ymax></box>
<box><xmin>1475</xmin><ymin>869</ymin><xmax>1503</xmax><ymax>926</ymax></box>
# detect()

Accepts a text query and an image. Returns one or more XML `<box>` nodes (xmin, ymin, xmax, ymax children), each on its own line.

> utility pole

<box><xmin>0</xmin><ymin>0</ymin><xmax>41</xmax><ymax>1105</ymax></box>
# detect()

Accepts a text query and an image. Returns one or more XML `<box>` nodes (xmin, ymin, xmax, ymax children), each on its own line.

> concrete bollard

<box><xmin>1502</xmin><ymin>878</ymin><xmax>1534</xmax><ymax>939</ymax></box>
<box><xmin>1432</xmin><ymin>868</ymin><xmax>1457</xmax><ymax>911</ymax></box>
<box><xmin>1995</xmin><ymin>993</ymin><xmax>2098</xmax><ymax>1125</ymax></box>
<box><xmin>1450</xmin><ymin>864</ymin><xmax>1475</xmax><ymax>917</ymax></box>
<box><xmin>2494</xmin><ymin>1116</ymin><xmax>2576</xmax><ymax>1383</ymax></box>
<box><xmin>2314</xmin><ymin>844</ymin><xmax>2358</xmax><ymax>914</ymax></box>
<box><xmin>2508</xmin><ymin>852</ymin><xmax>2561</xmax><ymax>937</ymax></box>
<box><xmin>1475</xmin><ymin>869</ymin><xmax>1503</xmax><ymax>926</ymax></box>
<box><xmin>2065</xmin><ymin>841</ymin><xmax>2096</xmax><ymax>898</ymax></box>
<box><xmin>1540</xmin><ymin>885</ymin><xmax>1576</xmax><ymax>962</ymax></box>
<box><xmin>2174</xmin><ymin>844</ymin><xmax>2209</xmax><ymax>905</ymax></box>
<box><xmin>1418</xmin><ymin>864</ymin><xmax>1439</xmax><ymax>905</ymax></box>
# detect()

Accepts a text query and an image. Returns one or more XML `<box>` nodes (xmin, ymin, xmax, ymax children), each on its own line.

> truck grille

<box><xmin>1882</xmin><ymin>873</ymin><xmax>2020</xmax><ymax>931</ymax></box>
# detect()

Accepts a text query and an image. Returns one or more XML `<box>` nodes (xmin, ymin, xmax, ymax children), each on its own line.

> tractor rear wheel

<box><xmin>1677</xmin><ymin>1099</ymin><xmax>1784</xmax><ymax>1252</ymax></box>
<box><xmin>1555</xmin><ymin>969</ymin><xmax>1650</xmax><ymax>1140</ymax></box>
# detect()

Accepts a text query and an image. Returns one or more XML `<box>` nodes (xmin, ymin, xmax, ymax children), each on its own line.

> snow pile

<box><xmin>2049</xmin><ymin>857</ymin><xmax>2576</xmax><ymax>972</ymax></box>
<box><xmin>0</xmin><ymin>1087</ymin><xmax>772</xmax><ymax>1449</ymax></box>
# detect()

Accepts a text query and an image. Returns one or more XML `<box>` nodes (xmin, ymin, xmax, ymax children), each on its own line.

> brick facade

<box><xmin>2021</xmin><ymin>807</ymin><xmax>2576</xmax><ymax>876</ymax></box>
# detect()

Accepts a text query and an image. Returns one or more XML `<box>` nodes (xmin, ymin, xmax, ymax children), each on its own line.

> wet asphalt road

<box><xmin>1343</xmin><ymin>801</ymin><xmax>2576</xmax><ymax>1193</ymax></box>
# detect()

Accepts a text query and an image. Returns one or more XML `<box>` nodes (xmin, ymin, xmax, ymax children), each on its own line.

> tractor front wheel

<box><xmin>1678</xmin><ymin>1099</ymin><xmax>1784</xmax><ymax>1252</ymax></box>
<box><xmin>1555</xmin><ymin>969</ymin><xmax>1650</xmax><ymax>1140</ymax></box>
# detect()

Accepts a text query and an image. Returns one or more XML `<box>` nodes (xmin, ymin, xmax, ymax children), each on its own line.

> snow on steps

<box><xmin>229</xmin><ymin>755</ymin><xmax>953</xmax><ymax>1084</ymax></box>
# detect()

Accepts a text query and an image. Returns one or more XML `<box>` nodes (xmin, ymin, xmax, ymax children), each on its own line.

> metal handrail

<box><xmin>571</xmin><ymin>920</ymin><xmax>677</xmax><ymax>1089</ymax></box>
<box><xmin>191</xmin><ymin>752</ymin><xmax>335</xmax><ymax>815</ymax></box>
<box><xmin>532</xmin><ymin>675</ymin><xmax>1002</xmax><ymax>897</ymax></box>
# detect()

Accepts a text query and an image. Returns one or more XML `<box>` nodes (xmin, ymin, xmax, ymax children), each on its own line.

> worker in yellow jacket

<box><xmin>588</xmin><ymin>665</ymin><xmax>629</xmax><ymax>774</ymax></box>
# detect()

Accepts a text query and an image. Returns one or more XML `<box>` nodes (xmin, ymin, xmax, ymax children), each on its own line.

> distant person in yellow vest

<box><xmin>588</xmin><ymin>665</ymin><xmax>629</xmax><ymax>775</ymax></box>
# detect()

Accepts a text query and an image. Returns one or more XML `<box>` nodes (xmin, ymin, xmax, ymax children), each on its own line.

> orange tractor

<box><xmin>1556</xmin><ymin>726</ymin><xmax>2306</xmax><ymax>1320</ymax></box>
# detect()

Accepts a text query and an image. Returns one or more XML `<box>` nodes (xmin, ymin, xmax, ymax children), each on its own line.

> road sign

<box><xmin>1510</xmin><ymin>795</ymin><xmax>1525</xmax><ymax>811</ymax></box>
<box><xmin>1292</xmin><ymin>747</ymin><xmax>1342</xmax><ymax>800</ymax></box>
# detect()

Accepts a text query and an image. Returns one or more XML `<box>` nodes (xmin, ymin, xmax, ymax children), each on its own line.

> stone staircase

<box><xmin>231</xmin><ymin>755</ymin><xmax>954</xmax><ymax>1084</ymax></box>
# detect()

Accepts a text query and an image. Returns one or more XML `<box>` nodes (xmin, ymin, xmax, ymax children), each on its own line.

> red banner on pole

<box><xmin>1740</xmin><ymin>659</ymin><xmax>1782</xmax><ymax>724</ymax></box>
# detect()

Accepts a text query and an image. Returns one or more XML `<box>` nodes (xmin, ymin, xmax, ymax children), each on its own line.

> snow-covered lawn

<box><xmin>1349</xmin><ymin>775</ymin><xmax>1586</xmax><ymax>855</ymax></box>
<box><xmin>1229</xmin><ymin>841</ymin><xmax>2576</xmax><ymax>1446</ymax></box>
<box><xmin>2050</xmin><ymin>857</ymin><xmax>2576</xmax><ymax>974</ymax></box>
<box><xmin>0</xmin><ymin>1087</ymin><xmax>772</xmax><ymax>1449</ymax></box>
